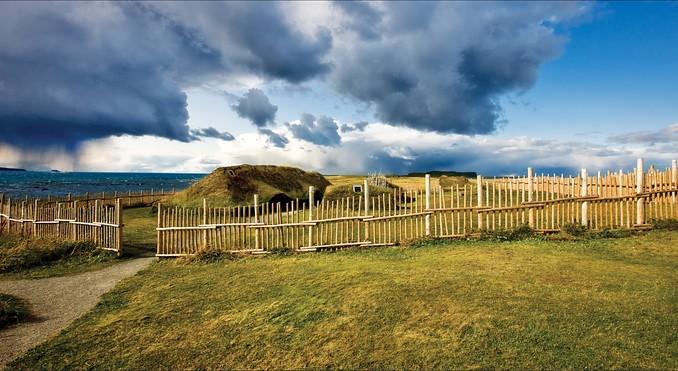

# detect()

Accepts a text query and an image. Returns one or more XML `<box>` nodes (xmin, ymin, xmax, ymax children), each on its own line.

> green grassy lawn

<box><xmin>12</xmin><ymin>231</ymin><xmax>677</xmax><ymax>369</ymax></box>
<box><xmin>121</xmin><ymin>207</ymin><xmax>156</xmax><ymax>257</ymax></box>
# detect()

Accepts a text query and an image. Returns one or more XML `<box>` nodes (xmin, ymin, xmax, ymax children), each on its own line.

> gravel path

<box><xmin>0</xmin><ymin>258</ymin><xmax>154</xmax><ymax>367</ymax></box>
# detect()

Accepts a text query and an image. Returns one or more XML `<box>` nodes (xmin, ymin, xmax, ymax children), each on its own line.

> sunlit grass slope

<box><xmin>13</xmin><ymin>231</ymin><xmax>678</xmax><ymax>369</ymax></box>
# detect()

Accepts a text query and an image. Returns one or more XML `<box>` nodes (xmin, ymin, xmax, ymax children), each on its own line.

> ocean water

<box><xmin>0</xmin><ymin>171</ymin><xmax>206</xmax><ymax>199</ymax></box>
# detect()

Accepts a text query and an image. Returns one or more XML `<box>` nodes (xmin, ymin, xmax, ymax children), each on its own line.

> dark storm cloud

<box><xmin>190</xmin><ymin>127</ymin><xmax>235</xmax><ymax>141</ymax></box>
<box><xmin>160</xmin><ymin>2</ymin><xmax>332</xmax><ymax>83</ymax></box>
<box><xmin>607</xmin><ymin>124</ymin><xmax>678</xmax><ymax>145</ymax></box>
<box><xmin>340</xmin><ymin>121</ymin><xmax>369</xmax><ymax>133</ymax></box>
<box><xmin>231</xmin><ymin>89</ymin><xmax>278</xmax><ymax>127</ymax></box>
<box><xmin>0</xmin><ymin>2</ymin><xmax>330</xmax><ymax>151</ymax></box>
<box><xmin>258</xmin><ymin>128</ymin><xmax>289</xmax><ymax>148</ymax></box>
<box><xmin>286</xmin><ymin>114</ymin><xmax>341</xmax><ymax>146</ymax></box>
<box><xmin>332</xmin><ymin>2</ymin><xmax>590</xmax><ymax>134</ymax></box>
<box><xmin>334</xmin><ymin>1</ymin><xmax>382</xmax><ymax>40</ymax></box>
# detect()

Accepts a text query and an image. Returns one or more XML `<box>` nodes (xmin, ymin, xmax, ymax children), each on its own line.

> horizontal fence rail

<box><xmin>0</xmin><ymin>197</ymin><xmax>123</xmax><ymax>254</ymax></box>
<box><xmin>157</xmin><ymin>158</ymin><xmax>678</xmax><ymax>257</ymax></box>
<box><xmin>0</xmin><ymin>188</ymin><xmax>176</xmax><ymax>209</ymax></box>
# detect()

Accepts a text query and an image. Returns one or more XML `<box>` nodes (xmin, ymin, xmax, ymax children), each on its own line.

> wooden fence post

<box><xmin>94</xmin><ymin>199</ymin><xmax>99</xmax><ymax>245</ymax></box>
<box><xmin>672</xmin><ymin>159</ymin><xmax>677</xmax><ymax>204</ymax></box>
<box><xmin>6</xmin><ymin>197</ymin><xmax>11</xmax><ymax>233</ymax></box>
<box><xmin>156</xmin><ymin>202</ymin><xmax>161</xmax><ymax>257</ymax></box>
<box><xmin>202</xmin><ymin>198</ymin><xmax>208</xmax><ymax>248</ymax></box>
<box><xmin>56</xmin><ymin>202</ymin><xmax>61</xmax><ymax>237</ymax></box>
<box><xmin>425</xmin><ymin>174</ymin><xmax>431</xmax><ymax>236</ymax></box>
<box><xmin>254</xmin><ymin>194</ymin><xmax>259</xmax><ymax>250</ymax></box>
<box><xmin>72</xmin><ymin>200</ymin><xmax>78</xmax><ymax>241</ymax></box>
<box><xmin>527</xmin><ymin>168</ymin><xmax>534</xmax><ymax>228</ymax></box>
<box><xmin>32</xmin><ymin>199</ymin><xmax>38</xmax><ymax>238</ymax></box>
<box><xmin>618</xmin><ymin>169</ymin><xmax>623</xmax><ymax>196</ymax></box>
<box><xmin>581</xmin><ymin>168</ymin><xmax>588</xmax><ymax>227</ymax></box>
<box><xmin>0</xmin><ymin>193</ymin><xmax>4</xmax><ymax>233</ymax></box>
<box><xmin>20</xmin><ymin>201</ymin><xmax>25</xmax><ymax>236</ymax></box>
<box><xmin>363</xmin><ymin>180</ymin><xmax>369</xmax><ymax>241</ymax></box>
<box><xmin>116</xmin><ymin>198</ymin><xmax>122</xmax><ymax>256</ymax></box>
<box><xmin>308</xmin><ymin>186</ymin><xmax>314</xmax><ymax>247</ymax></box>
<box><xmin>477</xmin><ymin>174</ymin><xmax>483</xmax><ymax>230</ymax></box>
<box><xmin>636</xmin><ymin>158</ymin><xmax>645</xmax><ymax>226</ymax></box>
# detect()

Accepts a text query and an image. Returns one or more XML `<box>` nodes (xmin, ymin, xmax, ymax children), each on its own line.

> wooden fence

<box><xmin>0</xmin><ymin>196</ymin><xmax>124</xmax><ymax>254</ymax></box>
<box><xmin>2</xmin><ymin>188</ymin><xmax>175</xmax><ymax>208</ymax></box>
<box><xmin>156</xmin><ymin>158</ymin><xmax>678</xmax><ymax>256</ymax></box>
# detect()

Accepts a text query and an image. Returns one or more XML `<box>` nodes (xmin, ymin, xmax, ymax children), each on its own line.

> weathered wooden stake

<box><xmin>202</xmin><ymin>198</ymin><xmax>208</xmax><ymax>248</ymax></box>
<box><xmin>363</xmin><ymin>180</ymin><xmax>369</xmax><ymax>241</ymax></box>
<box><xmin>72</xmin><ymin>200</ymin><xmax>78</xmax><ymax>241</ymax></box>
<box><xmin>157</xmin><ymin>202</ymin><xmax>162</xmax><ymax>257</ymax></box>
<box><xmin>672</xmin><ymin>159</ymin><xmax>677</xmax><ymax>203</ymax></box>
<box><xmin>425</xmin><ymin>174</ymin><xmax>431</xmax><ymax>236</ymax></box>
<box><xmin>308</xmin><ymin>186</ymin><xmax>314</xmax><ymax>247</ymax></box>
<box><xmin>94</xmin><ymin>199</ymin><xmax>99</xmax><ymax>245</ymax></box>
<box><xmin>477</xmin><ymin>174</ymin><xmax>484</xmax><ymax>229</ymax></box>
<box><xmin>636</xmin><ymin>158</ymin><xmax>645</xmax><ymax>225</ymax></box>
<box><xmin>33</xmin><ymin>199</ymin><xmax>38</xmax><ymax>237</ymax></box>
<box><xmin>581</xmin><ymin>168</ymin><xmax>588</xmax><ymax>227</ymax></box>
<box><xmin>116</xmin><ymin>198</ymin><xmax>122</xmax><ymax>256</ymax></box>
<box><xmin>254</xmin><ymin>194</ymin><xmax>259</xmax><ymax>250</ymax></box>
<box><xmin>527</xmin><ymin>168</ymin><xmax>535</xmax><ymax>228</ymax></box>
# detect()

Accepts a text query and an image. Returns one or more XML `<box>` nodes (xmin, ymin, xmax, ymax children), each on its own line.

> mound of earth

<box><xmin>169</xmin><ymin>165</ymin><xmax>330</xmax><ymax>207</ymax></box>
<box><xmin>439</xmin><ymin>175</ymin><xmax>470</xmax><ymax>188</ymax></box>
<box><xmin>324</xmin><ymin>184</ymin><xmax>395</xmax><ymax>202</ymax></box>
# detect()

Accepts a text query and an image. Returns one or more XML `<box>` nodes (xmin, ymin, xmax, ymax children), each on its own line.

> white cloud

<box><xmin>40</xmin><ymin>123</ymin><xmax>675</xmax><ymax>176</ymax></box>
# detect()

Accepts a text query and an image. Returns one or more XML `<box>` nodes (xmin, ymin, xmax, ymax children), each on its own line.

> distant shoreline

<box><xmin>0</xmin><ymin>167</ymin><xmax>26</xmax><ymax>172</ymax></box>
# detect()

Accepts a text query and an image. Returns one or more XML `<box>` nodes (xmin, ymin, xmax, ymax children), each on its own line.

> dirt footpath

<box><xmin>0</xmin><ymin>258</ymin><xmax>153</xmax><ymax>367</ymax></box>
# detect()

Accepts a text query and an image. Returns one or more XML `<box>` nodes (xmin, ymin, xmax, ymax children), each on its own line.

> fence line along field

<box><xmin>156</xmin><ymin>158</ymin><xmax>677</xmax><ymax>257</ymax></box>
<box><xmin>1</xmin><ymin>158</ymin><xmax>676</xmax><ymax>257</ymax></box>
<box><xmin>0</xmin><ymin>188</ymin><xmax>174</xmax><ymax>255</ymax></box>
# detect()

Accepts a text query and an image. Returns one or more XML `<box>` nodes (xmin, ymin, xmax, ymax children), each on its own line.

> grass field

<box><xmin>326</xmin><ymin>175</ymin><xmax>435</xmax><ymax>190</ymax></box>
<box><xmin>121</xmin><ymin>207</ymin><xmax>157</xmax><ymax>257</ymax></box>
<box><xmin>12</xmin><ymin>230</ymin><xmax>677</xmax><ymax>369</ymax></box>
<box><xmin>0</xmin><ymin>235</ymin><xmax>117</xmax><ymax>280</ymax></box>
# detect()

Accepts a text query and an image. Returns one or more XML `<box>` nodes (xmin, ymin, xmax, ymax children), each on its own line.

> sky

<box><xmin>0</xmin><ymin>1</ymin><xmax>676</xmax><ymax>175</ymax></box>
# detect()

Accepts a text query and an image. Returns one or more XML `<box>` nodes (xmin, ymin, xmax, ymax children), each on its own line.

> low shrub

<box><xmin>480</xmin><ymin>224</ymin><xmax>537</xmax><ymax>242</ymax></box>
<box><xmin>0</xmin><ymin>235</ymin><xmax>114</xmax><ymax>273</ymax></box>
<box><xmin>268</xmin><ymin>246</ymin><xmax>294</xmax><ymax>256</ymax></box>
<box><xmin>0</xmin><ymin>293</ymin><xmax>31</xmax><ymax>329</ymax></box>
<box><xmin>562</xmin><ymin>223</ymin><xmax>588</xmax><ymax>237</ymax></box>
<box><xmin>184</xmin><ymin>248</ymin><xmax>245</xmax><ymax>264</ymax></box>
<box><xmin>650</xmin><ymin>218</ymin><xmax>678</xmax><ymax>231</ymax></box>
<box><xmin>591</xmin><ymin>228</ymin><xmax>636</xmax><ymax>239</ymax></box>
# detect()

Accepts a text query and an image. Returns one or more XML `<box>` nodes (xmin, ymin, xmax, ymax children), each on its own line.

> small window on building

<box><xmin>353</xmin><ymin>184</ymin><xmax>362</xmax><ymax>193</ymax></box>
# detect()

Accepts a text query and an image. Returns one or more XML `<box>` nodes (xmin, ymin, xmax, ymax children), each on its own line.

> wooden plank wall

<box><xmin>0</xmin><ymin>197</ymin><xmax>123</xmax><ymax>254</ymax></box>
<box><xmin>156</xmin><ymin>158</ymin><xmax>677</xmax><ymax>256</ymax></box>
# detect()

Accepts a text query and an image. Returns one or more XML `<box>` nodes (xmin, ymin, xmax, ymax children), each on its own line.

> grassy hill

<box><xmin>168</xmin><ymin>164</ymin><xmax>330</xmax><ymax>207</ymax></box>
<box><xmin>12</xmin><ymin>230</ymin><xmax>678</xmax><ymax>369</ymax></box>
